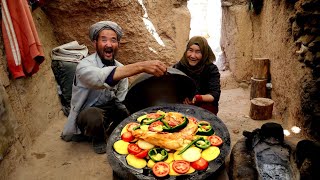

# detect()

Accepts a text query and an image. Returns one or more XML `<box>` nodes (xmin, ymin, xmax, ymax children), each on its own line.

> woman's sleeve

<box><xmin>207</xmin><ymin>64</ymin><xmax>221</xmax><ymax>102</ymax></box>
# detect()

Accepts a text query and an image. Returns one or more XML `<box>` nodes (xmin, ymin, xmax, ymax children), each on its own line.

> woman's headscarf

<box><xmin>180</xmin><ymin>36</ymin><xmax>216</xmax><ymax>75</ymax></box>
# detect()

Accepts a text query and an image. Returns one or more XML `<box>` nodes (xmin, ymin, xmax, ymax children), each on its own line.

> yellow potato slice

<box><xmin>201</xmin><ymin>146</ymin><xmax>220</xmax><ymax>162</ymax></box>
<box><xmin>173</xmin><ymin>151</ymin><xmax>184</xmax><ymax>161</ymax></box>
<box><xmin>156</xmin><ymin>110</ymin><xmax>166</xmax><ymax>115</ymax></box>
<box><xmin>181</xmin><ymin>147</ymin><xmax>202</xmax><ymax>162</ymax></box>
<box><xmin>126</xmin><ymin>154</ymin><xmax>147</xmax><ymax>169</ymax></box>
<box><xmin>186</xmin><ymin>166</ymin><xmax>196</xmax><ymax>174</ymax></box>
<box><xmin>120</xmin><ymin>124</ymin><xmax>129</xmax><ymax>135</ymax></box>
<box><xmin>113</xmin><ymin>140</ymin><xmax>129</xmax><ymax>155</ymax></box>
<box><xmin>140</xmin><ymin>124</ymin><xmax>149</xmax><ymax>131</ymax></box>
<box><xmin>147</xmin><ymin>159</ymin><xmax>155</xmax><ymax>168</ymax></box>
<box><xmin>164</xmin><ymin>153</ymin><xmax>174</xmax><ymax>164</ymax></box>
<box><xmin>137</xmin><ymin>114</ymin><xmax>147</xmax><ymax>122</ymax></box>
<box><xmin>137</xmin><ymin>140</ymin><xmax>155</xmax><ymax>150</ymax></box>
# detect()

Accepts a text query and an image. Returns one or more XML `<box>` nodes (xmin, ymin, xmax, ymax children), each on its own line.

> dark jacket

<box><xmin>173</xmin><ymin>62</ymin><xmax>221</xmax><ymax>106</ymax></box>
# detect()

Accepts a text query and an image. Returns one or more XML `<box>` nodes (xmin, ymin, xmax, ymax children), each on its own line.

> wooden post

<box><xmin>250</xmin><ymin>77</ymin><xmax>267</xmax><ymax>99</ymax></box>
<box><xmin>249</xmin><ymin>98</ymin><xmax>274</xmax><ymax>120</ymax></box>
<box><xmin>252</xmin><ymin>58</ymin><xmax>270</xmax><ymax>79</ymax></box>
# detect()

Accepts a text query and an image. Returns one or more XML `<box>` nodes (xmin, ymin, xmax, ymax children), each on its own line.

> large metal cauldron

<box><xmin>107</xmin><ymin>104</ymin><xmax>231</xmax><ymax>180</ymax></box>
<box><xmin>124</xmin><ymin>67</ymin><xmax>196</xmax><ymax>114</ymax></box>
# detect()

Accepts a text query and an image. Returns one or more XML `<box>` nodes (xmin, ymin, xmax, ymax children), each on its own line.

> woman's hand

<box><xmin>193</xmin><ymin>94</ymin><xmax>214</xmax><ymax>104</ymax></box>
<box><xmin>183</xmin><ymin>97</ymin><xmax>193</xmax><ymax>105</ymax></box>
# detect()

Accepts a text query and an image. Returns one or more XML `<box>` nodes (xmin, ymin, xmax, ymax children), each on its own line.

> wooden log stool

<box><xmin>249</xmin><ymin>98</ymin><xmax>274</xmax><ymax>120</ymax></box>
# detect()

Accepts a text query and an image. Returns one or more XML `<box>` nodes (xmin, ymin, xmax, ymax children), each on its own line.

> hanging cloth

<box><xmin>1</xmin><ymin>0</ymin><xmax>45</xmax><ymax>79</ymax></box>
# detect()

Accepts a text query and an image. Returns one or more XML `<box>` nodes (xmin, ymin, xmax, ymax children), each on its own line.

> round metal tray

<box><xmin>107</xmin><ymin>104</ymin><xmax>231</xmax><ymax>180</ymax></box>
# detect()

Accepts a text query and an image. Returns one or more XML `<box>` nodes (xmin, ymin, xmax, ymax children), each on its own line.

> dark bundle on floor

<box><xmin>295</xmin><ymin>139</ymin><xmax>320</xmax><ymax>180</ymax></box>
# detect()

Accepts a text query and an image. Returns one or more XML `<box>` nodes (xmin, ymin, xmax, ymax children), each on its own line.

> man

<box><xmin>61</xmin><ymin>21</ymin><xmax>167</xmax><ymax>154</ymax></box>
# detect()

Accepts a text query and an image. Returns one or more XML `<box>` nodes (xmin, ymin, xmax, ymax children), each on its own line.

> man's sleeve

<box><xmin>76</xmin><ymin>61</ymin><xmax>115</xmax><ymax>89</ymax></box>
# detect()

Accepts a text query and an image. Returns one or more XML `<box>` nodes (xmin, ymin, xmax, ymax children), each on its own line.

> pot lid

<box><xmin>124</xmin><ymin>67</ymin><xmax>196</xmax><ymax>113</ymax></box>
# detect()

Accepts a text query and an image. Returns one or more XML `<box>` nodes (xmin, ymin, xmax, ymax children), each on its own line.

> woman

<box><xmin>173</xmin><ymin>36</ymin><xmax>221</xmax><ymax>115</ymax></box>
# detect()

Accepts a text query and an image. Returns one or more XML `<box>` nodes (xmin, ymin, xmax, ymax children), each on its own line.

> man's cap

<box><xmin>89</xmin><ymin>21</ymin><xmax>123</xmax><ymax>41</ymax></box>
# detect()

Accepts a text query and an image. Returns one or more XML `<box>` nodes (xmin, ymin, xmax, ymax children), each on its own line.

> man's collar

<box><xmin>94</xmin><ymin>53</ymin><xmax>116</xmax><ymax>67</ymax></box>
<box><xmin>94</xmin><ymin>53</ymin><xmax>105</xmax><ymax>68</ymax></box>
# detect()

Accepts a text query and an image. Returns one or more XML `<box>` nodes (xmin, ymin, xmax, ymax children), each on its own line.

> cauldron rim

<box><xmin>128</xmin><ymin>67</ymin><xmax>191</xmax><ymax>89</ymax></box>
<box><xmin>124</xmin><ymin>67</ymin><xmax>197</xmax><ymax>114</ymax></box>
<box><xmin>107</xmin><ymin>104</ymin><xmax>231</xmax><ymax>180</ymax></box>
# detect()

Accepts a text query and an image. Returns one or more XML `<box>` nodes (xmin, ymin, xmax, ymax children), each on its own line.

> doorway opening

<box><xmin>187</xmin><ymin>0</ymin><xmax>224</xmax><ymax>70</ymax></box>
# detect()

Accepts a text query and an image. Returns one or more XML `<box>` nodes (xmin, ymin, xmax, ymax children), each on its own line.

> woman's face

<box><xmin>186</xmin><ymin>44</ymin><xmax>202</xmax><ymax>66</ymax></box>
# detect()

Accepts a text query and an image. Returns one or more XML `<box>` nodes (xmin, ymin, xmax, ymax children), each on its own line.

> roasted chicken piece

<box><xmin>131</xmin><ymin>115</ymin><xmax>198</xmax><ymax>150</ymax></box>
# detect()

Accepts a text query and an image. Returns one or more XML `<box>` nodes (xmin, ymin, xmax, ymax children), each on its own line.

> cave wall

<box><xmin>0</xmin><ymin>8</ymin><xmax>62</xmax><ymax>175</ymax></box>
<box><xmin>41</xmin><ymin>0</ymin><xmax>190</xmax><ymax>67</ymax></box>
<box><xmin>221</xmin><ymin>0</ymin><xmax>319</xmax><ymax>139</ymax></box>
<box><xmin>293</xmin><ymin>0</ymin><xmax>320</xmax><ymax>139</ymax></box>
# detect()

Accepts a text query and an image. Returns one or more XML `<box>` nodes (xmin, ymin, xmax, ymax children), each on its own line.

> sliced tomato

<box><xmin>147</xmin><ymin>113</ymin><xmax>162</xmax><ymax>119</ymax></box>
<box><xmin>152</xmin><ymin>162</ymin><xmax>170</xmax><ymax>177</ymax></box>
<box><xmin>188</xmin><ymin>116</ymin><xmax>198</xmax><ymax>124</ymax></box>
<box><xmin>172</xmin><ymin>160</ymin><xmax>190</xmax><ymax>174</ymax></box>
<box><xmin>168</xmin><ymin>119</ymin><xmax>179</xmax><ymax>127</ymax></box>
<box><xmin>148</xmin><ymin>121</ymin><xmax>164</xmax><ymax>132</ymax></box>
<box><xmin>135</xmin><ymin>149</ymin><xmax>149</xmax><ymax>159</ymax></box>
<box><xmin>127</xmin><ymin>144</ymin><xmax>142</xmax><ymax>155</ymax></box>
<box><xmin>127</xmin><ymin>122</ymin><xmax>140</xmax><ymax>132</ymax></box>
<box><xmin>190</xmin><ymin>157</ymin><xmax>209</xmax><ymax>170</ymax></box>
<box><xmin>208</xmin><ymin>135</ymin><xmax>223</xmax><ymax>146</ymax></box>
<box><xmin>121</xmin><ymin>132</ymin><xmax>134</xmax><ymax>142</ymax></box>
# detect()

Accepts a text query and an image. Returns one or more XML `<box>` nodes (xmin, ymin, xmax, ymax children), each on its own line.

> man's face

<box><xmin>95</xmin><ymin>29</ymin><xmax>119</xmax><ymax>62</ymax></box>
<box><xmin>186</xmin><ymin>44</ymin><xmax>202</xmax><ymax>66</ymax></box>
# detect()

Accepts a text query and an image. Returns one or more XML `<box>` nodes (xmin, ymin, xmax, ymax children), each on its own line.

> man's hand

<box><xmin>140</xmin><ymin>60</ymin><xmax>167</xmax><ymax>77</ymax></box>
<box><xmin>113</xmin><ymin>60</ymin><xmax>167</xmax><ymax>81</ymax></box>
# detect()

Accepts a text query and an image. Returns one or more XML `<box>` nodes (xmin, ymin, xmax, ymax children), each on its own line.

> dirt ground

<box><xmin>6</xmin><ymin>86</ymin><xmax>297</xmax><ymax>180</ymax></box>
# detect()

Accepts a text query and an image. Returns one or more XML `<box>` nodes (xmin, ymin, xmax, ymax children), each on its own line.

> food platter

<box><xmin>107</xmin><ymin>104</ymin><xmax>231</xmax><ymax>180</ymax></box>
